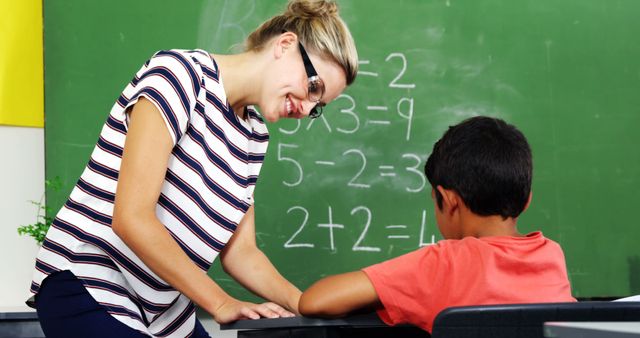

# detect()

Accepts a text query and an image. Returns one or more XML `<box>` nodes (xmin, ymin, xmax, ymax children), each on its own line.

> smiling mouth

<box><xmin>286</xmin><ymin>96</ymin><xmax>293</xmax><ymax>116</ymax></box>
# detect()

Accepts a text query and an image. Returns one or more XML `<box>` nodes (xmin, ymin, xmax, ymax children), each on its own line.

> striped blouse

<box><xmin>29</xmin><ymin>49</ymin><xmax>269</xmax><ymax>337</ymax></box>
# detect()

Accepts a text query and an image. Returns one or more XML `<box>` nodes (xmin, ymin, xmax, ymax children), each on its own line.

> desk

<box><xmin>545</xmin><ymin>322</ymin><xmax>640</xmax><ymax>338</ymax></box>
<box><xmin>0</xmin><ymin>308</ymin><xmax>45</xmax><ymax>338</ymax></box>
<box><xmin>220</xmin><ymin>312</ymin><xmax>427</xmax><ymax>338</ymax></box>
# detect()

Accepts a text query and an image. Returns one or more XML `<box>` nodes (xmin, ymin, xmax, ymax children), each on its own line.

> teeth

<box><xmin>286</xmin><ymin>97</ymin><xmax>293</xmax><ymax>115</ymax></box>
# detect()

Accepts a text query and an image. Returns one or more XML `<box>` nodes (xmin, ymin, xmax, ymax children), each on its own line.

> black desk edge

<box><xmin>220</xmin><ymin>312</ymin><xmax>389</xmax><ymax>330</ymax></box>
<box><xmin>0</xmin><ymin>311</ymin><xmax>38</xmax><ymax>321</ymax></box>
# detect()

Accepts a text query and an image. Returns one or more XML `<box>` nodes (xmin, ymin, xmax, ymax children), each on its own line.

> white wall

<box><xmin>0</xmin><ymin>125</ymin><xmax>44</xmax><ymax>309</ymax></box>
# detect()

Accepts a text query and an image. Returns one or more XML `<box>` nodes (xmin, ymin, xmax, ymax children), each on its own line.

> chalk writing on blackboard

<box><xmin>284</xmin><ymin>206</ymin><xmax>435</xmax><ymax>252</ymax></box>
<box><xmin>277</xmin><ymin>52</ymin><xmax>435</xmax><ymax>253</ymax></box>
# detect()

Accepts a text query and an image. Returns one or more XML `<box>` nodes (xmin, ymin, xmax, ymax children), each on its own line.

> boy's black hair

<box><xmin>424</xmin><ymin>116</ymin><xmax>532</xmax><ymax>219</ymax></box>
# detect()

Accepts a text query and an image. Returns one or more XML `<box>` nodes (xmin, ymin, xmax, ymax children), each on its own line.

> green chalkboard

<box><xmin>44</xmin><ymin>0</ymin><xmax>640</xmax><ymax>300</ymax></box>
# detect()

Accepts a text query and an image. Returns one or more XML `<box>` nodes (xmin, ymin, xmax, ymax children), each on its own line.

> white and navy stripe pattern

<box><xmin>30</xmin><ymin>49</ymin><xmax>269</xmax><ymax>337</ymax></box>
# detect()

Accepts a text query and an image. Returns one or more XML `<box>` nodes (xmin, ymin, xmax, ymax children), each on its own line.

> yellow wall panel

<box><xmin>0</xmin><ymin>0</ymin><xmax>44</xmax><ymax>128</ymax></box>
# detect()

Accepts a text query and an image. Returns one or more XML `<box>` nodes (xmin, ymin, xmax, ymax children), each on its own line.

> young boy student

<box><xmin>298</xmin><ymin>116</ymin><xmax>576</xmax><ymax>332</ymax></box>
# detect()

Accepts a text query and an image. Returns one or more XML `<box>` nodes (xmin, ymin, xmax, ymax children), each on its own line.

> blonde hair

<box><xmin>246</xmin><ymin>0</ymin><xmax>358</xmax><ymax>85</ymax></box>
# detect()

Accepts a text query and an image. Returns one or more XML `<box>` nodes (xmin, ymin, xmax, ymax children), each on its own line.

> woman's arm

<box><xmin>299</xmin><ymin>271</ymin><xmax>382</xmax><ymax>317</ymax></box>
<box><xmin>112</xmin><ymin>97</ymin><xmax>286</xmax><ymax>323</ymax></box>
<box><xmin>220</xmin><ymin>206</ymin><xmax>301</xmax><ymax>314</ymax></box>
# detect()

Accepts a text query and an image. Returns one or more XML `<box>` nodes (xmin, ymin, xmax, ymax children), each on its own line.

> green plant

<box><xmin>17</xmin><ymin>177</ymin><xmax>63</xmax><ymax>245</ymax></box>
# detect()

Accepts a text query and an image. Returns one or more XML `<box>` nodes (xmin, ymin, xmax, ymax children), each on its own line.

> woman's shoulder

<box><xmin>144</xmin><ymin>49</ymin><xmax>214</xmax><ymax>77</ymax></box>
<box><xmin>149</xmin><ymin>48</ymin><xmax>210</xmax><ymax>61</ymax></box>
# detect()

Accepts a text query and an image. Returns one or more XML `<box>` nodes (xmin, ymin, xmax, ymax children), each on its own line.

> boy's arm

<box><xmin>299</xmin><ymin>271</ymin><xmax>382</xmax><ymax>317</ymax></box>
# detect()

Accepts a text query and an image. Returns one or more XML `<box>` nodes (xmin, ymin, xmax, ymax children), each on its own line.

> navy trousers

<box><xmin>36</xmin><ymin>270</ymin><xmax>211</xmax><ymax>338</ymax></box>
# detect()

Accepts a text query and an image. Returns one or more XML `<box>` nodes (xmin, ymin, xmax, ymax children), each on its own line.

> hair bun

<box><xmin>286</xmin><ymin>0</ymin><xmax>338</xmax><ymax>19</ymax></box>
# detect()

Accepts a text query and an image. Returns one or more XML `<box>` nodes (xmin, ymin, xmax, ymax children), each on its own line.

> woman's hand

<box><xmin>212</xmin><ymin>299</ymin><xmax>295</xmax><ymax>324</ymax></box>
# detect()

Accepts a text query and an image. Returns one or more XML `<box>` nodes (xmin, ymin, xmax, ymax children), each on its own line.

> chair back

<box><xmin>431</xmin><ymin>301</ymin><xmax>640</xmax><ymax>338</ymax></box>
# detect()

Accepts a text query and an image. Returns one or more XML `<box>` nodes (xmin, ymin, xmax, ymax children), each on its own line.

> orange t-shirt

<box><xmin>362</xmin><ymin>231</ymin><xmax>575</xmax><ymax>332</ymax></box>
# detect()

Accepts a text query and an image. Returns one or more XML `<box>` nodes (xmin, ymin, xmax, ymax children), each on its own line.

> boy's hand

<box><xmin>212</xmin><ymin>299</ymin><xmax>295</xmax><ymax>324</ymax></box>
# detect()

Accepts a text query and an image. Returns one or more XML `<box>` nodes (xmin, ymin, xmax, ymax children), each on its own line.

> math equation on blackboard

<box><xmin>283</xmin><ymin>206</ymin><xmax>435</xmax><ymax>252</ymax></box>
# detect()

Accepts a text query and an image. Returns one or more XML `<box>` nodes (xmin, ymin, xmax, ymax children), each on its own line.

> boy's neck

<box><xmin>459</xmin><ymin>210</ymin><xmax>523</xmax><ymax>238</ymax></box>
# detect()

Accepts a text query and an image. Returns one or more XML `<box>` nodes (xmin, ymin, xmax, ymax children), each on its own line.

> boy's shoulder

<box><xmin>418</xmin><ymin>231</ymin><xmax>561</xmax><ymax>260</ymax></box>
<box><xmin>365</xmin><ymin>231</ymin><xmax>563</xmax><ymax>277</ymax></box>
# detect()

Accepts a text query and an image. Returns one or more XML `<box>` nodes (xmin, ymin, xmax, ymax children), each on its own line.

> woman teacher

<box><xmin>29</xmin><ymin>1</ymin><xmax>358</xmax><ymax>337</ymax></box>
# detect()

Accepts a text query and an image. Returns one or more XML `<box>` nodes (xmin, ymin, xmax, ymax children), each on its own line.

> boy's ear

<box><xmin>274</xmin><ymin>31</ymin><xmax>298</xmax><ymax>58</ymax></box>
<box><xmin>436</xmin><ymin>185</ymin><xmax>459</xmax><ymax>215</ymax></box>
<box><xmin>523</xmin><ymin>191</ymin><xmax>533</xmax><ymax>212</ymax></box>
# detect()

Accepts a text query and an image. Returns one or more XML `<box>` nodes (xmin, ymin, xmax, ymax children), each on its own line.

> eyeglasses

<box><xmin>297</xmin><ymin>42</ymin><xmax>326</xmax><ymax>119</ymax></box>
